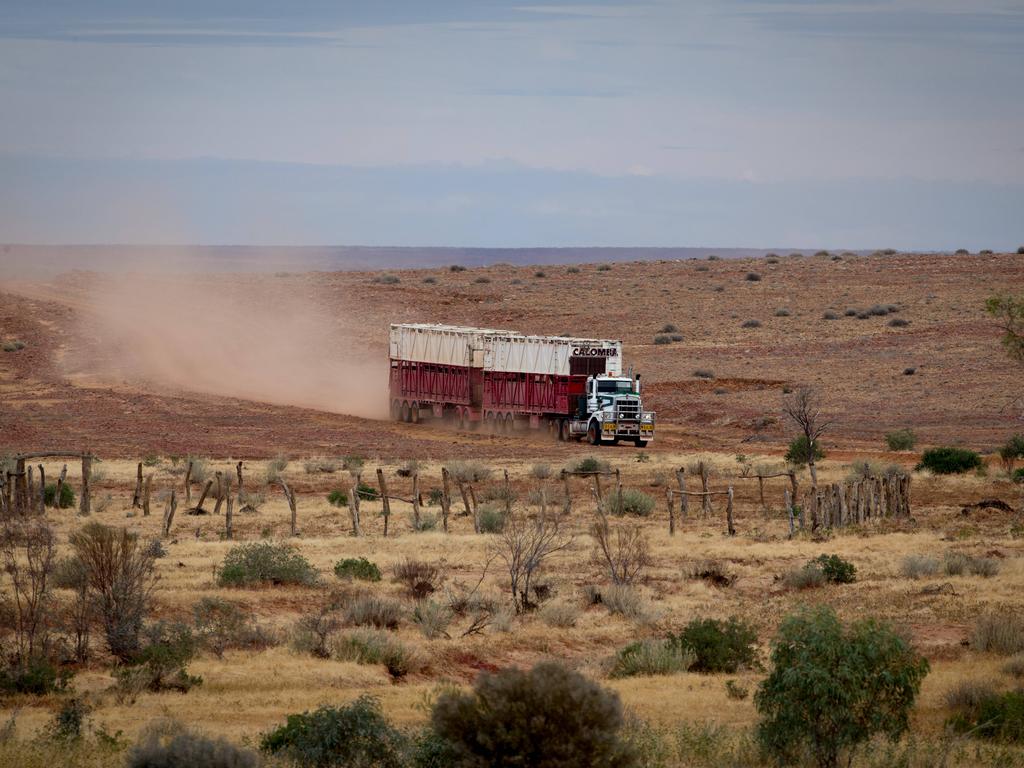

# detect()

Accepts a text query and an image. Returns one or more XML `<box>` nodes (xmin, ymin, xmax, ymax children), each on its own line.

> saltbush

<box><xmin>755</xmin><ymin>606</ymin><xmax>928</xmax><ymax>768</ymax></box>
<box><xmin>0</xmin><ymin>657</ymin><xmax>71</xmax><ymax>695</ymax></box>
<box><xmin>128</xmin><ymin>720</ymin><xmax>258</xmax><ymax>768</ymax></box>
<box><xmin>885</xmin><ymin>429</ymin><xmax>917</xmax><ymax>451</ymax></box>
<box><xmin>916</xmin><ymin>446</ymin><xmax>983</xmax><ymax>474</ymax></box>
<box><xmin>118</xmin><ymin>621</ymin><xmax>202</xmax><ymax>694</ymax></box>
<box><xmin>343</xmin><ymin>595</ymin><xmax>403</xmax><ymax>630</ymax></box>
<box><xmin>217</xmin><ymin>542</ymin><xmax>318</xmax><ymax>587</ymax></box>
<box><xmin>600</xmin><ymin>489</ymin><xmax>656</xmax><ymax>517</ymax></box>
<box><xmin>326</xmin><ymin>489</ymin><xmax>348</xmax><ymax>508</ymax></box>
<box><xmin>573</xmin><ymin>456</ymin><xmax>609</xmax><ymax>474</ymax></box>
<box><xmin>670</xmin><ymin>617</ymin><xmax>758</xmax><ymax>674</ymax></box>
<box><xmin>193</xmin><ymin>597</ymin><xmax>271</xmax><ymax>658</ymax></box>
<box><xmin>430</xmin><ymin>661</ymin><xmax>639</xmax><ymax>767</ymax></box>
<box><xmin>810</xmin><ymin>554</ymin><xmax>856</xmax><ymax>584</ymax></box>
<box><xmin>477</xmin><ymin>503</ymin><xmax>507</xmax><ymax>533</ymax></box>
<box><xmin>333</xmin><ymin>630</ymin><xmax>420</xmax><ymax>679</ymax></box>
<box><xmin>260</xmin><ymin>696</ymin><xmax>406</xmax><ymax>768</ymax></box>
<box><xmin>333</xmin><ymin>557</ymin><xmax>381</xmax><ymax>582</ymax></box>
<box><xmin>609</xmin><ymin>639</ymin><xmax>694</xmax><ymax>678</ymax></box>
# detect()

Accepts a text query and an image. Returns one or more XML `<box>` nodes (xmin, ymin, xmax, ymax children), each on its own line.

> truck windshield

<box><xmin>596</xmin><ymin>380</ymin><xmax>634</xmax><ymax>394</ymax></box>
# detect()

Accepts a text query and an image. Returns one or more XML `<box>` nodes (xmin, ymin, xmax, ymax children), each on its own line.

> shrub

<box><xmin>396</xmin><ymin>459</ymin><xmax>420</xmax><ymax>477</ymax></box>
<box><xmin>973</xmin><ymin>613</ymin><xmax>1024</xmax><ymax>655</ymax></box>
<box><xmin>422</xmin><ymin>276</ymin><xmax>437</xmax><ymax>284</ymax></box>
<box><xmin>785</xmin><ymin>435</ymin><xmax>825</xmax><ymax>465</ymax></box>
<box><xmin>354</xmin><ymin>481</ymin><xmax>378</xmax><ymax>501</ymax></box>
<box><xmin>917</xmin><ymin>447</ymin><xmax>983</xmax><ymax>474</ymax></box>
<box><xmin>2</xmin><ymin>340</ymin><xmax>26</xmax><ymax>352</ymax></box>
<box><xmin>684</xmin><ymin>560</ymin><xmax>736</xmax><ymax>588</ymax></box>
<box><xmin>118</xmin><ymin>621</ymin><xmax>202</xmax><ymax>694</ymax></box>
<box><xmin>326</xmin><ymin>489</ymin><xmax>348</xmax><ymax>508</ymax></box>
<box><xmin>261</xmin><ymin>696</ymin><xmax>406</xmax><ymax>767</ymax></box>
<box><xmin>573</xmin><ymin>456</ymin><xmax>609</xmax><ymax>474</ymax></box>
<box><xmin>534</xmin><ymin>271</ymin><xmax>546</xmax><ymax>278</ymax></box>
<box><xmin>745</xmin><ymin>272</ymin><xmax>762</xmax><ymax>282</ymax></box>
<box><xmin>43</xmin><ymin>482</ymin><xmax>75</xmax><ymax>509</ymax></box>
<box><xmin>449</xmin><ymin>264</ymin><xmax>466</xmax><ymax>272</ymax></box>
<box><xmin>602</xmin><ymin>584</ymin><xmax>647</xmax><ymax>620</ymax></box>
<box><xmin>844</xmin><ymin>308</ymin><xmax>858</xmax><ymax>317</ymax></box>
<box><xmin>343</xmin><ymin>595</ymin><xmax>403</xmax><ymax>630</ymax></box>
<box><xmin>693</xmin><ymin>369</ymin><xmax>715</xmax><ymax>379</ymax></box>
<box><xmin>265</xmin><ymin>456</ymin><xmax>288</xmax><ymax>484</ymax></box>
<box><xmin>707</xmin><ymin>254</ymin><xmax>720</xmax><ymax>260</ymax></box>
<box><xmin>782</xmin><ymin>563</ymin><xmax>826</xmax><ymax>590</ymax></box>
<box><xmin>334</xmin><ymin>557</ymin><xmax>381</xmax><ymax>582</ymax></box>
<box><xmin>725</xmin><ymin>680</ymin><xmax>750</xmax><ymax>700</ymax></box>
<box><xmin>660</xmin><ymin>323</ymin><xmax>679</xmax><ymax>333</ymax></box>
<box><xmin>539</xmin><ymin>600</ymin><xmax>580</xmax><ymax>628</ymax></box>
<box><xmin>900</xmin><ymin>555</ymin><xmax>940</xmax><ymax>580</ymax></box>
<box><xmin>567</xmin><ymin>266</ymin><xmax>581</xmax><ymax>273</ymax></box>
<box><xmin>823</xmin><ymin>311</ymin><xmax>838</xmax><ymax>320</ymax></box>
<box><xmin>944</xmin><ymin>551</ymin><xmax>999</xmax><ymax>577</ymax></box>
<box><xmin>0</xmin><ymin>657</ymin><xmax>70</xmax><ymax>695</ymax></box>
<box><xmin>885</xmin><ymin>429</ymin><xmax>917</xmax><ymax>451</ymax></box>
<box><xmin>653</xmin><ymin>334</ymin><xmax>672</xmax><ymax>345</ymax></box>
<box><xmin>373</xmin><ymin>273</ymin><xmax>400</xmax><ymax>284</ymax></box>
<box><xmin>1003</xmin><ymin>654</ymin><xmax>1024</xmax><ymax>678</ymax></box>
<box><xmin>814</xmin><ymin>250</ymin><xmax>829</xmax><ymax>258</ymax></box>
<box><xmin>774</xmin><ymin>308</ymin><xmax>790</xmax><ymax>317</ymax></box>
<box><xmin>412</xmin><ymin>600</ymin><xmax>453</xmax><ymax>639</ymax></box>
<box><xmin>740</xmin><ymin>319</ymin><xmax>761</xmax><ymax>328</ymax></box>
<box><xmin>477</xmin><ymin>503</ymin><xmax>507</xmax><ymax>533</ymax></box>
<box><xmin>671</xmin><ymin>617</ymin><xmax>758</xmax><ymax>673</ymax></box>
<box><xmin>609</xmin><ymin>639</ymin><xmax>694</xmax><ymax>678</ymax></box>
<box><xmin>755</xmin><ymin>606</ymin><xmax>929</xmax><ymax>768</ymax></box>
<box><xmin>193</xmin><ymin>597</ymin><xmax>270</xmax><ymax>658</ymax></box>
<box><xmin>333</xmin><ymin>629</ymin><xmax>420</xmax><ymax>678</ymax></box>
<box><xmin>128</xmin><ymin>720</ymin><xmax>258</xmax><ymax>768</ymax></box>
<box><xmin>810</xmin><ymin>554</ymin><xmax>856</xmax><ymax>584</ymax></box>
<box><xmin>291</xmin><ymin>606</ymin><xmax>340</xmax><ymax>658</ymax></box>
<box><xmin>949</xmin><ymin>690</ymin><xmax>1024</xmax><ymax>744</ymax></box>
<box><xmin>410</xmin><ymin>512</ymin><xmax>439</xmax><ymax>532</ymax></box>
<box><xmin>430</xmin><ymin>661</ymin><xmax>638</xmax><ymax>766</ymax></box>
<box><xmin>217</xmin><ymin>542</ymin><xmax>318</xmax><ymax>587</ymax></box>
<box><xmin>393</xmin><ymin>559</ymin><xmax>440</xmax><ymax>598</ymax></box>
<box><xmin>600</xmin><ymin>488</ymin><xmax>655</xmax><ymax>517</ymax></box>
<box><xmin>944</xmin><ymin>679</ymin><xmax>998</xmax><ymax>712</ymax></box>
<box><xmin>1014</xmin><ymin>467</ymin><xmax>1024</xmax><ymax>484</ymax></box>
<box><xmin>530</xmin><ymin>463</ymin><xmax>552</xmax><ymax>480</ymax></box>
<box><xmin>473</xmin><ymin>276</ymin><xmax>491</xmax><ymax>284</ymax></box>
<box><xmin>597</xmin><ymin>263</ymin><xmax>612</xmax><ymax>271</ymax></box>
<box><xmin>447</xmin><ymin>461</ymin><xmax>492</xmax><ymax>483</ymax></box>
<box><xmin>888</xmin><ymin>317</ymin><xmax>910</xmax><ymax>327</ymax></box>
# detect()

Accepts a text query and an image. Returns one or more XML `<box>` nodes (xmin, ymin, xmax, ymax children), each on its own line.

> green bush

<box><xmin>334</xmin><ymin>557</ymin><xmax>381</xmax><ymax>582</ymax></box>
<box><xmin>430</xmin><ymin>661</ymin><xmax>639</xmax><ymax>767</ymax></box>
<box><xmin>600</xmin><ymin>489</ymin><xmax>656</xmax><ymax>517</ymax></box>
<box><xmin>755</xmin><ymin>606</ymin><xmax>928</xmax><ymax>768</ymax></box>
<box><xmin>916</xmin><ymin>447</ymin><xmax>983</xmax><ymax>474</ymax></box>
<box><xmin>653</xmin><ymin>334</ymin><xmax>672</xmax><ymax>345</ymax></box>
<box><xmin>670</xmin><ymin>617</ymin><xmax>758</xmax><ymax>674</ymax></box>
<box><xmin>572</xmin><ymin>456</ymin><xmax>609</xmax><ymax>474</ymax></box>
<box><xmin>785</xmin><ymin>435</ymin><xmax>824</xmax><ymax>466</ymax></box>
<box><xmin>355</xmin><ymin>482</ymin><xmax>379</xmax><ymax>501</ymax></box>
<box><xmin>477</xmin><ymin>503</ymin><xmax>507</xmax><ymax>533</ymax></box>
<box><xmin>810</xmin><ymin>554</ymin><xmax>856</xmax><ymax>584</ymax></box>
<box><xmin>117</xmin><ymin>621</ymin><xmax>202</xmax><ymax>694</ymax></box>
<box><xmin>44</xmin><ymin>483</ymin><xmax>75</xmax><ymax>509</ymax></box>
<box><xmin>193</xmin><ymin>597</ymin><xmax>271</xmax><ymax>658</ymax></box>
<box><xmin>0</xmin><ymin>657</ymin><xmax>71</xmax><ymax>695</ymax></box>
<box><xmin>326</xmin><ymin>489</ymin><xmax>348</xmax><ymax>507</ymax></box>
<box><xmin>782</xmin><ymin>563</ymin><xmax>826</xmax><ymax>590</ymax></box>
<box><xmin>128</xmin><ymin>720</ymin><xmax>258</xmax><ymax>768</ymax></box>
<box><xmin>949</xmin><ymin>689</ymin><xmax>1024</xmax><ymax>744</ymax></box>
<box><xmin>333</xmin><ymin>630</ymin><xmax>420</xmax><ymax>679</ymax></box>
<box><xmin>260</xmin><ymin>696</ymin><xmax>407</xmax><ymax>768</ymax></box>
<box><xmin>885</xmin><ymin>429</ymin><xmax>917</xmax><ymax>451</ymax></box>
<box><xmin>1014</xmin><ymin>467</ymin><xmax>1024</xmax><ymax>484</ymax></box>
<box><xmin>217</xmin><ymin>542</ymin><xmax>318</xmax><ymax>587</ymax></box>
<box><xmin>609</xmin><ymin>639</ymin><xmax>694</xmax><ymax>678</ymax></box>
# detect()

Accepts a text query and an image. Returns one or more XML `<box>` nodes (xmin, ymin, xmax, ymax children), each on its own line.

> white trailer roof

<box><xmin>389</xmin><ymin>323</ymin><xmax>622</xmax><ymax>375</ymax></box>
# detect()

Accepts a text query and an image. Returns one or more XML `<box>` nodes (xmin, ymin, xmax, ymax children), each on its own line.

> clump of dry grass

<box><xmin>539</xmin><ymin>600</ymin><xmax>581</xmax><ymax>628</ymax></box>
<box><xmin>973</xmin><ymin>613</ymin><xmax>1024</xmax><ymax>655</ymax></box>
<box><xmin>944</xmin><ymin>679</ymin><xmax>999</xmax><ymax>712</ymax></box>
<box><xmin>684</xmin><ymin>559</ymin><xmax>737</xmax><ymax>588</ymax></box>
<box><xmin>900</xmin><ymin>554</ymin><xmax>940</xmax><ymax>580</ymax></box>
<box><xmin>343</xmin><ymin>594</ymin><xmax>403</xmax><ymax>630</ymax></box>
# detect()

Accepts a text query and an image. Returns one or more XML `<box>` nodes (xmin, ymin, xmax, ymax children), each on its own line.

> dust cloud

<box><xmin>80</xmin><ymin>271</ymin><xmax>390</xmax><ymax>420</ymax></box>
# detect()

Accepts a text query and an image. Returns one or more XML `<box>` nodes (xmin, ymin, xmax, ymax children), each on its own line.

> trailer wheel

<box><xmin>558</xmin><ymin>419</ymin><xmax>570</xmax><ymax>442</ymax></box>
<box><xmin>390</xmin><ymin>400</ymin><xmax>401</xmax><ymax>421</ymax></box>
<box><xmin>410</xmin><ymin>403</ymin><xmax>420</xmax><ymax>424</ymax></box>
<box><xmin>587</xmin><ymin>421</ymin><xmax>601</xmax><ymax>446</ymax></box>
<box><xmin>504</xmin><ymin>413</ymin><xmax>514</xmax><ymax>433</ymax></box>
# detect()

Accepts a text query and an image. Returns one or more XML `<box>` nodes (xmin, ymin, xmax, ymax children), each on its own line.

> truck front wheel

<box><xmin>634</xmin><ymin>439</ymin><xmax>648</xmax><ymax>448</ymax></box>
<box><xmin>587</xmin><ymin>421</ymin><xmax>601</xmax><ymax>446</ymax></box>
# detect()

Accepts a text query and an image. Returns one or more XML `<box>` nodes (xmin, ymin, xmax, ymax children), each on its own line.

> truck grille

<box><xmin>615</xmin><ymin>397</ymin><xmax>640</xmax><ymax>423</ymax></box>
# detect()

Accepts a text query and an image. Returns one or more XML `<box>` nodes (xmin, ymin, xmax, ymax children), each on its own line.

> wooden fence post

<box><xmin>593</xmin><ymin>473</ymin><xmax>603</xmax><ymax>502</ymax></box>
<box><xmin>615</xmin><ymin>469</ymin><xmax>623</xmax><ymax>513</ymax></box>
<box><xmin>468</xmin><ymin>484</ymin><xmax>479</xmax><ymax>532</ymax></box>
<box><xmin>27</xmin><ymin>466</ymin><xmax>35</xmax><ymax>514</ymax></box>
<box><xmin>0</xmin><ymin>474</ymin><xmax>7</xmax><ymax>516</ymax></box>
<box><xmin>14</xmin><ymin>458</ymin><xmax>26</xmax><ymax>514</ymax></box>
<box><xmin>411</xmin><ymin>473</ymin><xmax>421</xmax><ymax>531</ymax></box>
<box><xmin>212</xmin><ymin>471</ymin><xmax>225</xmax><ymax>516</ymax></box>
<box><xmin>347</xmin><ymin>474</ymin><xmax>360</xmax><ymax>536</ymax></box>
<box><xmin>377</xmin><ymin>468</ymin><xmax>391</xmax><ymax>537</ymax></box>
<box><xmin>440</xmin><ymin>467</ymin><xmax>452</xmax><ymax>533</ymax></box>
<box><xmin>280</xmin><ymin>480</ymin><xmax>298</xmax><ymax>536</ymax></box>
<box><xmin>666</xmin><ymin>487</ymin><xmax>675</xmax><ymax>535</ymax></box>
<box><xmin>224</xmin><ymin>476</ymin><xmax>234</xmax><ymax>540</ymax></box>
<box><xmin>132</xmin><ymin>462</ymin><xmax>143</xmax><ymax>508</ymax></box>
<box><xmin>698</xmin><ymin>461</ymin><xmax>711</xmax><ymax>518</ymax></box>
<box><xmin>163</xmin><ymin>489</ymin><xmax>177</xmax><ymax>536</ymax></box>
<box><xmin>194</xmin><ymin>480</ymin><xmax>213</xmax><ymax>513</ymax></box>
<box><xmin>142</xmin><ymin>473</ymin><xmax>153</xmax><ymax>516</ymax></box>
<box><xmin>503</xmin><ymin>469</ymin><xmax>513</xmax><ymax>517</ymax></box>
<box><xmin>184</xmin><ymin>460</ymin><xmax>193</xmax><ymax>505</ymax></box>
<box><xmin>678</xmin><ymin>469</ymin><xmax>689</xmax><ymax>520</ymax></box>
<box><xmin>55</xmin><ymin>465</ymin><xmax>67</xmax><ymax>511</ymax></box>
<box><xmin>36</xmin><ymin>465</ymin><xmax>45</xmax><ymax>514</ymax></box>
<box><xmin>785</xmin><ymin>488</ymin><xmax>795</xmax><ymax>537</ymax></box>
<box><xmin>236</xmin><ymin>461</ymin><xmax>244</xmax><ymax>492</ymax></box>
<box><xmin>726</xmin><ymin>486</ymin><xmax>735</xmax><ymax>535</ymax></box>
<box><xmin>457</xmin><ymin>478</ymin><xmax>473</xmax><ymax>519</ymax></box>
<box><xmin>80</xmin><ymin>454</ymin><xmax>91</xmax><ymax>516</ymax></box>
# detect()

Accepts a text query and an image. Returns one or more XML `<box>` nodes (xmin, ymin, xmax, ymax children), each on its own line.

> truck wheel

<box><xmin>400</xmin><ymin>401</ymin><xmax>411</xmax><ymax>422</ymax></box>
<box><xmin>390</xmin><ymin>400</ymin><xmax>401</xmax><ymax>421</ymax></box>
<box><xmin>587</xmin><ymin>421</ymin><xmax>601</xmax><ymax>446</ymax></box>
<box><xmin>634</xmin><ymin>439</ymin><xmax>648</xmax><ymax>448</ymax></box>
<box><xmin>411</xmin><ymin>403</ymin><xmax>420</xmax><ymax>424</ymax></box>
<box><xmin>559</xmin><ymin>419</ymin><xmax>570</xmax><ymax>442</ymax></box>
<box><xmin>504</xmin><ymin>413</ymin><xmax>514</xmax><ymax>433</ymax></box>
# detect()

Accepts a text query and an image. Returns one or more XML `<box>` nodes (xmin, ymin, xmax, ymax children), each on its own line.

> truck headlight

<box><xmin>641</xmin><ymin>413</ymin><xmax>653</xmax><ymax>422</ymax></box>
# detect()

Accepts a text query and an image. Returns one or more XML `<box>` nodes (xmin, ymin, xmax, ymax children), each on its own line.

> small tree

<box><xmin>783</xmin><ymin>387</ymin><xmax>831</xmax><ymax>488</ymax></box>
<box><xmin>492</xmin><ymin>512</ymin><xmax>572</xmax><ymax>613</ymax></box>
<box><xmin>987</xmin><ymin>294</ymin><xmax>1024</xmax><ymax>365</ymax></box>
<box><xmin>590</xmin><ymin>514</ymin><xmax>650</xmax><ymax>585</ymax></box>
<box><xmin>0</xmin><ymin>519</ymin><xmax>57</xmax><ymax>664</ymax></box>
<box><xmin>755</xmin><ymin>606</ymin><xmax>929</xmax><ymax>768</ymax></box>
<box><xmin>430</xmin><ymin>661</ymin><xmax>638</xmax><ymax>767</ymax></box>
<box><xmin>69</xmin><ymin>522</ymin><xmax>157</xmax><ymax>662</ymax></box>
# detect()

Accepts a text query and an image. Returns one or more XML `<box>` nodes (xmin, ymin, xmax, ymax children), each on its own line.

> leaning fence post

<box><xmin>615</xmin><ymin>469</ymin><xmax>623</xmax><ymax>514</ymax></box>
<box><xmin>593</xmin><ymin>472</ymin><xmax>603</xmax><ymax>502</ymax></box>
<box><xmin>224</xmin><ymin>476</ymin><xmax>234</xmax><ymax>540</ymax></box>
<box><xmin>699</xmin><ymin>461</ymin><xmax>711</xmax><ymax>518</ymax></box>
<box><xmin>440</xmin><ymin>467</ymin><xmax>452</xmax><ymax>533</ymax></box>
<box><xmin>132</xmin><ymin>462</ymin><xmax>143</xmax><ymax>508</ymax></box>
<box><xmin>213</xmin><ymin>471</ymin><xmax>225</xmax><ymax>516</ymax></box>
<box><xmin>726</xmin><ymin>486</ymin><xmax>735</xmax><ymax>535</ymax></box>
<box><xmin>347</xmin><ymin>474</ymin><xmax>360</xmax><ymax>536</ymax></box>
<box><xmin>280</xmin><ymin>479</ymin><xmax>298</xmax><ymax>536</ymax></box>
<box><xmin>142</xmin><ymin>473</ymin><xmax>152</xmax><ymax>517</ymax></box>
<box><xmin>184</xmin><ymin>459</ymin><xmax>193</xmax><ymax>506</ymax></box>
<box><xmin>503</xmin><ymin>469</ymin><xmax>513</xmax><ymax>517</ymax></box>
<box><xmin>36</xmin><ymin>465</ymin><xmax>45</xmax><ymax>514</ymax></box>
<box><xmin>163</xmin><ymin>489</ymin><xmax>177</xmax><ymax>536</ymax></box>
<box><xmin>377</xmin><ymin>468</ymin><xmax>391</xmax><ymax>537</ymax></box>
<box><xmin>666</xmin><ymin>487</ymin><xmax>675</xmax><ymax>535</ymax></box>
<box><xmin>80</xmin><ymin>454</ymin><xmax>92</xmax><ymax>516</ymax></box>
<box><xmin>411</xmin><ymin>473</ymin><xmax>421</xmax><ymax>531</ymax></box>
<box><xmin>785</xmin><ymin>488</ymin><xmax>795</xmax><ymax>537</ymax></box>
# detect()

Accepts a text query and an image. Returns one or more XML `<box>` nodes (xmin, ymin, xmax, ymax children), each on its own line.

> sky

<box><xmin>0</xmin><ymin>0</ymin><xmax>1022</xmax><ymax>249</ymax></box>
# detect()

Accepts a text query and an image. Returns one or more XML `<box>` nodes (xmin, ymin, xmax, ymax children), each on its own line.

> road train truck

<box><xmin>388</xmin><ymin>323</ymin><xmax>655</xmax><ymax>446</ymax></box>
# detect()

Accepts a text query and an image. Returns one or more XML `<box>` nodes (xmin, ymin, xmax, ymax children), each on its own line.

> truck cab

<box><xmin>572</xmin><ymin>374</ymin><xmax>655</xmax><ymax>446</ymax></box>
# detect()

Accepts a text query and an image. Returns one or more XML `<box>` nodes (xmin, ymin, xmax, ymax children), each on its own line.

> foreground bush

<box><xmin>217</xmin><ymin>542</ymin><xmax>317</xmax><ymax>587</ymax></box>
<box><xmin>333</xmin><ymin>557</ymin><xmax>381</xmax><ymax>582</ymax></box>
<box><xmin>671</xmin><ymin>617</ymin><xmax>758</xmax><ymax>673</ymax></box>
<box><xmin>261</xmin><ymin>696</ymin><xmax>406</xmax><ymax>768</ymax></box>
<box><xmin>916</xmin><ymin>446</ymin><xmax>983</xmax><ymax>474</ymax></box>
<box><xmin>755</xmin><ymin>606</ymin><xmax>928</xmax><ymax>768</ymax></box>
<box><xmin>431</xmin><ymin>661</ymin><xmax>639</xmax><ymax>767</ymax></box>
<box><xmin>810</xmin><ymin>554</ymin><xmax>857</xmax><ymax>584</ymax></box>
<box><xmin>0</xmin><ymin>656</ymin><xmax>71</xmax><ymax>695</ymax></box>
<box><xmin>949</xmin><ymin>689</ymin><xmax>1024</xmax><ymax>744</ymax></box>
<box><xmin>128</xmin><ymin>719</ymin><xmax>257</xmax><ymax>768</ymax></box>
